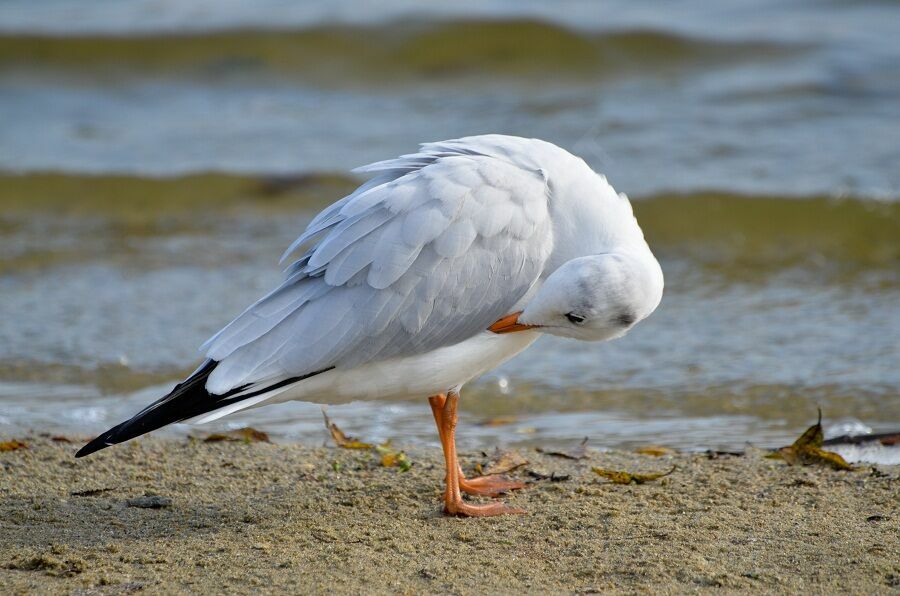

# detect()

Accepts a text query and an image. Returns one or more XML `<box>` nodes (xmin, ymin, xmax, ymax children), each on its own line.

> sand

<box><xmin>1</xmin><ymin>436</ymin><xmax>897</xmax><ymax>595</ymax></box>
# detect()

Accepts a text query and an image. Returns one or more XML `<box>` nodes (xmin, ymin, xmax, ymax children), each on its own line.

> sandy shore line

<box><xmin>1</xmin><ymin>436</ymin><xmax>897</xmax><ymax>594</ymax></box>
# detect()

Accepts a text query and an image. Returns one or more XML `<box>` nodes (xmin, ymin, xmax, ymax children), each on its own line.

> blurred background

<box><xmin>1</xmin><ymin>0</ymin><xmax>898</xmax><ymax>451</ymax></box>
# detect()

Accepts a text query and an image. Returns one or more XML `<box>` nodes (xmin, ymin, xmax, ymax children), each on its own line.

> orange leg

<box><xmin>428</xmin><ymin>394</ymin><xmax>525</xmax><ymax>496</ymax></box>
<box><xmin>428</xmin><ymin>392</ymin><xmax>525</xmax><ymax>517</ymax></box>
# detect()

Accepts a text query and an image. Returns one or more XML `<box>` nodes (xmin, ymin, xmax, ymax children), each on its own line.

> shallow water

<box><xmin>0</xmin><ymin>1</ymin><xmax>898</xmax><ymax>450</ymax></box>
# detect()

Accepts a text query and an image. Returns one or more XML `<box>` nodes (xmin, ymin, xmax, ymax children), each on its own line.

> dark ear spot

<box><xmin>613</xmin><ymin>311</ymin><xmax>636</xmax><ymax>327</ymax></box>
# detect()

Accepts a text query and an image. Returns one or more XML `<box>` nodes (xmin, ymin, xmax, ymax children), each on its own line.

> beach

<box><xmin>2</xmin><ymin>437</ymin><xmax>897</xmax><ymax>594</ymax></box>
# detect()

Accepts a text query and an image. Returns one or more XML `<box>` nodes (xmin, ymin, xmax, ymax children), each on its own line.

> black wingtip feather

<box><xmin>74</xmin><ymin>359</ymin><xmax>219</xmax><ymax>458</ymax></box>
<box><xmin>75</xmin><ymin>426</ymin><xmax>123</xmax><ymax>458</ymax></box>
<box><xmin>74</xmin><ymin>360</ymin><xmax>333</xmax><ymax>459</ymax></box>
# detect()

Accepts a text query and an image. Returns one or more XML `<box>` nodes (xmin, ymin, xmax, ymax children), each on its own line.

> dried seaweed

<box><xmin>322</xmin><ymin>410</ymin><xmax>411</xmax><ymax>471</ymax></box>
<box><xmin>537</xmin><ymin>438</ymin><xmax>589</xmax><ymax>460</ymax></box>
<box><xmin>482</xmin><ymin>449</ymin><xmax>529</xmax><ymax>475</ymax></box>
<box><xmin>375</xmin><ymin>442</ymin><xmax>412</xmax><ymax>472</ymax></box>
<box><xmin>768</xmin><ymin>409</ymin><xmax>854</xmax><ymax>471</ymax></box>
<box><xmin>635</xmin><ymin>445</ymin><xmax>676</xmax><ymax>457</ymax></box>
<box><xmin>592</xmin><ymin>465</ymin><xmax>676</xmax><ymax>485</ymax></box>
<box><xmin>202</xmin><ymin>427</ymin><xmax>270</xmax><ymax>444</ymax></box>
<box><xmin>322</xmin><ymin>410</ymin><xmax>372</xmax><ymax>449</ymax></box>
<box><xmin>0</xmin><ymin>440</ymin><xmax>28</xmax><ymax>452</ymax></box>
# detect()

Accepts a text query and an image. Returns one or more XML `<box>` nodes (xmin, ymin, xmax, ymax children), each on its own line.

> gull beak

<box><xmin>488</xmin><ymin>311</ymin><xmax>539</xmax><ymax>334</ymax></box>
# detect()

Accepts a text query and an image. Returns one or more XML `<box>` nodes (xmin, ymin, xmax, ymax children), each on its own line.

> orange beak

<box><xmin>488</xmin><ymin>311</ymin><xmax>539</xmax><ymax>334</ymax></box>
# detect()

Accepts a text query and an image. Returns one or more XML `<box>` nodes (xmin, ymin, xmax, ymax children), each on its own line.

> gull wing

<box><xmin>201</xmin><ymin>140</ymin><xmax>555</xmax><ymax>396</ymax></box>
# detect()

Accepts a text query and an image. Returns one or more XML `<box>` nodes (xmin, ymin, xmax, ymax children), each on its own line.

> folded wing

<box><xmin>201</xmin><ymin>140</ymin><xmax>555</xmax><ymax>397</ymax></box>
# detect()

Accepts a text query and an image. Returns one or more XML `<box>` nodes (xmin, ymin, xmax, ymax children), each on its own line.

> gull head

<box><xmin>515</xmin><ymin>253</ymin><xmax>663</xmax><ymax>342</ymax></box>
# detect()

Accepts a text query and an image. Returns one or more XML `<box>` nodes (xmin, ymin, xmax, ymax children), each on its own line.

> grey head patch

<box><xmin>613</xmin><ymin>311</ymin><xmax>636</xmax><ymax>327</ymax></box>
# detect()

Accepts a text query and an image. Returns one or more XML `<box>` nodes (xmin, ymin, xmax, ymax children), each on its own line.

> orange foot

<box><xmin>444</xmin><ymin>497</ymin><xmax>526</xmax><ymax>517</ymax></box>
<box><xmin>459</xmin><ymin>472</ymin><xmax>526</xmax><ymax>497</ymax></box>
<box><xmin>429</xmin><ymin>392</ymin><xmax>527</xmax><ymax>517</ymax></box>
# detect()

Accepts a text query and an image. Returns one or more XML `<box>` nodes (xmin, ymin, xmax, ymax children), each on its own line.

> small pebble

<box><xmin>126</xmin><ymin>495</ymin><xmax>172</xmax><ymax>509</ymax></box>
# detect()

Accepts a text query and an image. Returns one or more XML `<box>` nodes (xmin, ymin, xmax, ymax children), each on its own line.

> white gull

<box><xmin>77</xmin><ymin>135</ymin><xmax>664</xmax><ymax>516</ymax></box>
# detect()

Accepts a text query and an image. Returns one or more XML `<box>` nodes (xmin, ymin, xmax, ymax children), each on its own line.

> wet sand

<box><xmin>1</xmin><ymin>436</ymin><xmax>897</xmax><ymax>594</ymax></box>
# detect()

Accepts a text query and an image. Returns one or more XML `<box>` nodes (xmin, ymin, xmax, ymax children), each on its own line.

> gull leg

<box><xmin>428</xmin><ymin>394</ymin><xmax>526</xmax><ymax>497</ymax></box>
<box><xmin>429</xmin><ymin>392</ymin><xmax>525</xmax><ymax>517</ymax></box>
<box><xmin>428</xmin><ymin>394</ymin><xmax>450</xmax><ymax>486</ymax></box>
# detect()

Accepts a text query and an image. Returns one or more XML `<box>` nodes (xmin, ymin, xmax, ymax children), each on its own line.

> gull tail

<box><xmin>76</xmin><ymin>360</ymin><xmax>334</xmax><ymax>458</ymax></box>
<box><xmin>76</xmin><ymin>359</ymin><xmax>222</xmax><ymax>458</ymax></box>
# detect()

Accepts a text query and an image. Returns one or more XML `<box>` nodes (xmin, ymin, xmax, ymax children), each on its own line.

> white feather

<box><xmin>198</xmin><ymin>135</ymin><xmax>620</xmax><ymax>400</ymax></box>
<box><xmin>433</xmin><ymin>219</ymin><xmax>478</xmax><ymax>258</ymax></box>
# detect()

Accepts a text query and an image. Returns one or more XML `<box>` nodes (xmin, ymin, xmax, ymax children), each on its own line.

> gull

<box><xmin>76</xmin><ymin>135</ymin><xmax>664</xmax><ymax>517</ymax></box>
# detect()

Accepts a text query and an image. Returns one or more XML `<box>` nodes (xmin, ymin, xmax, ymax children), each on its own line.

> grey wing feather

<box><xmin>203</xmin><ymin>141</ymin><xmax>554</xmax><ymax>396</ymax></box>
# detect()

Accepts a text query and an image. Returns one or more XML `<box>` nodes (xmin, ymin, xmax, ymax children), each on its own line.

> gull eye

<box><xmin>565</xmin><ymin>313</ymin><xmax>585</xmax><ymax>325</ymax></box>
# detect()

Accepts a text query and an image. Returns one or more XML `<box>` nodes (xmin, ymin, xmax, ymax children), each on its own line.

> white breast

<box><xmin>265</xmin><ymin>330</ymin><xmax>541</xmax><ymax>406</ymax></box>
